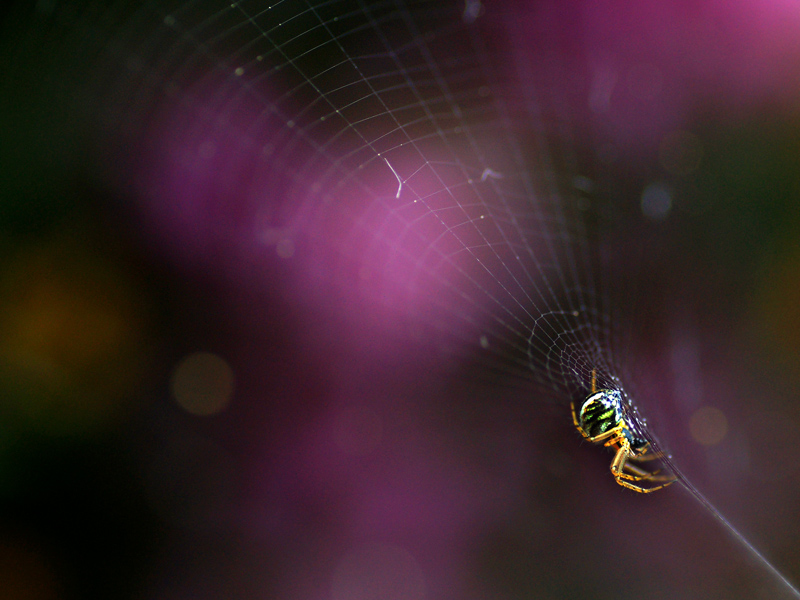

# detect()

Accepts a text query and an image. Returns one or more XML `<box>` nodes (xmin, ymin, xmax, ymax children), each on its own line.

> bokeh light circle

<box><xmin>331</xmin><ymin>543</ymin><xmax>426</xmax><ymax>600</ymax></box>
<box><xmin>689</xmin><ymin>406</ymin><xmax>728</xmax><ymax>446</ymax></box>
<box><xmin>170</xmin><ymin>352</ymin><xmax>234</xmax><ymax>416</ymax></box>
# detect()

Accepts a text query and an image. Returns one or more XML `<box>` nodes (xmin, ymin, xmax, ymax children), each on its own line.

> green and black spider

<box><xmin>572</xmin><ymin>370</ymin><xmax>676</xmax><ymax>493</ymax></box>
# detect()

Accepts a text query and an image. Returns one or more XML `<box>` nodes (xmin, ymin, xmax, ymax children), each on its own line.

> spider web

<box><xmin>11</xmin><ymin>1</ymin><xmax>800</xmax><ymax>598</ymax></box>
<box><xmin>71</xmin><ymin>0</ymin><xmax>630</xmax><ymax>404</ymax></box>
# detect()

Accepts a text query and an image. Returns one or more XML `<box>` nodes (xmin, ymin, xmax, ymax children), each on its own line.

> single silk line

<box><xmin>383</xmin><ymin>157</ymin><xmax>403</xmax><ymax>199</ymax></box>
<box><xmin>659</xmin><ymin>451</ymin><xmax>800</xmax><ymax>598</ymax></box>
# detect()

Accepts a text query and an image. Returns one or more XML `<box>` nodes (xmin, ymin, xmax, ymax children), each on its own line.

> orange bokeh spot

<box><xmin>689</xmin><ymin>406</ymin><xmax>728</xmax><ymax>446</ymax></box>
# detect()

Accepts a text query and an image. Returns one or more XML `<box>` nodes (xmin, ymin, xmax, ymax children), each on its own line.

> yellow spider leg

<box><xmin>627</xmin><ymin>449</ymin><xmax>677</xmax><ymax>480</ymax></box>
<box><xmin>614</xmin><ymin>450</ymin><xmax>671</xmax><ymax>482</ymax></box>
<box><xmin>629</xmin><ymin>453</ymin><xmax>665</xmax><ymax>462</ymax></box>
<box><xmin>642</xmin><ymin>472</ymin><xmax>677</xmax><ymax>483</ymax></box>
<box><xmin>621</xmin><ymin>462</ymin><xmax>675</xmax><ymax>482</ymax></box>
<box><xmin>571</xmin><ymin>401</ymin><xmax>581</xmax><ymax>429</ymax></box>
<box><xmin>615</xmin><ymin>476</ymin><xmax>673</xmax><ymax>493</ymax></box>
<box><xmin>591</xmin><ymin>368</ymin><xmax>597</xmax><ymax>393</ymax></box>
<box><xmin>628</xmin><ymin>444</ymin><xmax>668</xmax><ymax>462</ymax></box>
<box><xmin>624</xmin><ymin>442</ymin><xmax>676</xmax><ymax>480</ymax></box>
<box><xmin>610</xmin><ymin>441</ymin><xmax>652</xmax><ymax>482</ymax></box>
<box><xmin>622</xmin><ymin>461</ymin><xmax>653</xmax><ymax>478</ymax></box>
<box><xmin>624</xmin><ymin>475</ymin><xmax>677</xmax><ymax>493</ymax></box>
<box><xmin>602</xmin><ymin>436</ymin><xmax>659</xmax><ymax>482</ymax></box>
<box><xmin>611</xmin><ymin>444</ymin><xmax>677</xmax><ymax>491</ymax></box>
<box><xmin>610</xmin><ymin>443</ymin><xmax>634</xmax><ymax>482</ymax></box>
<box><xmin>589</xmin><ymin>427</ymin><xmax>626</xmax><ymax>444</ymax></box>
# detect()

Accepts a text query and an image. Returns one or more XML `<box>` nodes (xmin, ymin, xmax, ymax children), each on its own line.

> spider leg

<box><xmin>629</xmin><ymin>453</ymin><xmax>665</xmax><ymax>462</ymax></box>
<box><xmin>611</xmin><ymin>445</ymin><xmax>653</xmax><ymax>482</ymax></box>
<box><xmin>571</xmin><ymin>401</ymin><xmax>581</xmax><ymax>429</ymax></box>
<box><xmin>626</xmin><ymin>444</ymin><xmax>676</xmax><ymax>480</ymax></box>
<box><xmin>622</xmin><ymin>461</ymin><xmax>676</xmax><ymax>482</ymax></box>
<box><xmin>589</xmin><ymin>428</ymin><xmax>625</xmax><ymax>444</ymax></box>
<box><xmin>611</xmin><ymin>440</ymin><xmax>632</xmax><ymax>478</ymax></box>
<box><xmin>622</xmin><ymin>461</ymin><xmax>654</xmax><ymax>478</ymax></box>
<box><xmin>615</xmin><ymin>475</ymin><xmax>675</xmax><ymax>493</ymax></box>
<box><xmin>571</xmin><ymin>402</ymin><xmax>595</xmax><ymax>442</ymax></box>
<box><xmin>610</xmin><ymin>442</ymin><xmax>661</xmax><ymax>482</ymax></box>
<box><xmin>628</xmin><ymin>446</ymin><xmax>668</xmax><ymax>462</ymax></box>
<box><xmin>611</xmin><ymin>444</ymin><xmax>677</xmax><ymax>491</ymax></box>
<box><xmin>642</xmin><ymin>472</ymin><xmax>677</xmax><ymax>483</ymax></box>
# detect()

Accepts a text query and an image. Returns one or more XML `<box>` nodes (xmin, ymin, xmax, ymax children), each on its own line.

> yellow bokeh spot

<box><xmin>0</xmin><ymin>235</ymin><xmax>150</xmax><ymax>434</ymax></box>
<box><xmin>689</xmin><ymin>406</ymin><xmax>728</xmax><ymax>446</ymax></box>
<box><xmin>170</xmin><ymin>352</ymin><xmax>234</xmax><ymax>416</ymax></box>
<box><xmin>753</xmin><ymin>247</ymin><xmax>800</xmax><ymax>376</ymax></box>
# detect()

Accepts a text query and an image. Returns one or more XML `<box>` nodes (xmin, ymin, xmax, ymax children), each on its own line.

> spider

<box><xmin>571</xmin><ymin>371</ymin><xmax>676</xmax><ymax>493</ymax></box>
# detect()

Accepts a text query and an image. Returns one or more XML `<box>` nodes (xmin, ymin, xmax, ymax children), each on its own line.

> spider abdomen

<box><xmin>579</xmin><ymin>390</ymin><xmax>624</xmax><ymax>438</ymax></box>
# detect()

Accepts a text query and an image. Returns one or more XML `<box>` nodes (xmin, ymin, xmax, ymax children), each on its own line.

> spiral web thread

<box><xmin>79</xmin><ymin>0</ymin><xmax>629</xmax><ymax>398</ymax></box>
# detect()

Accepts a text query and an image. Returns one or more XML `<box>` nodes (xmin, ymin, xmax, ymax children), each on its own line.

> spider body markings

<box><xmin>571</xmin><ymin>371</ymin><xmax>676</xmax><ymax>493</ymax></box>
